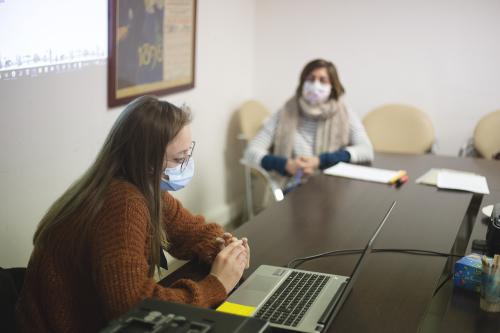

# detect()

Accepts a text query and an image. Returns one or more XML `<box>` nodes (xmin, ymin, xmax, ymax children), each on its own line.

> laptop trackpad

<box><xmin>231</xmin><ymin>275</ymin><xmax>278</xmax><ymax>307</ymax></box>
<box><xmin>247</xmin><ymin>275</ymin><xmax>277</xmax><ymax>292</ymax></box>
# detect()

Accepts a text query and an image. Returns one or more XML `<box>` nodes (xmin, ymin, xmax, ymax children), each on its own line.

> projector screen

<box><xmin>0</xmin><ymin>0</ymin><xmax>107</xmax><ymax>80</ymax></box>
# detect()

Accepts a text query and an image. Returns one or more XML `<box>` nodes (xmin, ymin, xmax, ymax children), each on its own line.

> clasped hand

<box><xmin>210</xmin><ymin>232</ymin><xmax>250</xmax><ymax>293</ymax></box>
<box><xmin>285</xmin><ymin>156</ymin><xmax>320</xmax><ymax>176</ymax></box>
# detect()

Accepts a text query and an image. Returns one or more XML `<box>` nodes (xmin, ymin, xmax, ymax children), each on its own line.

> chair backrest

<box><xmin>238</xmin><ymin>100</ymin><xmax>270</xmax><ymax>141</ymax></box>
<box><xmin>473</xmin><ymin>110</ymin><xmax>500</xmax><ymax>159</ymax></box>
<box><xmin>363</xmin><ymin>104</ymin><xmax>435</xmax><ymax>154</ymax></box>
<box><xmin>0</xmin><ymin>267</ymin><xmax>26</xmax><ymax>333</ymax></box>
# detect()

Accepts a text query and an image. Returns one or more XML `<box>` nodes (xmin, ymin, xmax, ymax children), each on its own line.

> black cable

<box><xmin>433</xmin><ymin>273</ymin><xmax>453</xmax><ymax>296</ymax></box>
<box><xmin>286</xmin><ymin>248</ymin><xmax>462</xmax><ymax>299</ymax></box>
<box><xmin>372</xmin><ymin>248</ymin><xmax>463</xmax><ymax>258</ymax></box>
<box><xmin>286</xmin><ymin>248</ymin><xmax>463</xmax><ymax>269</ymax></box>
<box><xmin>286</xmin><ymin>249</ymin><xmax>363</xmax><ymax>269</ymax></box>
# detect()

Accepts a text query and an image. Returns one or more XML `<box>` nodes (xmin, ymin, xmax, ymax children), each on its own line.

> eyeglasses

<box><xmin>165</xmin><ymin>141</ymin><xmax>196</xmax><ymax>173</ymax></box>
<box><xmin>179</xmin><ymin>141</ymin><xmax>195</xmax><ymax>172</ymax></box>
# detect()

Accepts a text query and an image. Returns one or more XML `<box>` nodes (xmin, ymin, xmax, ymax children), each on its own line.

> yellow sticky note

<box><xmin>216</xmin><ymin>301</ymin><xmax>255</xmax><ymax>317</ymax></box>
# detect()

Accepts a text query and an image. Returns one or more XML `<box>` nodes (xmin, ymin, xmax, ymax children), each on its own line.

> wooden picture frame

<box><xmin>108</xmin><ymin>0</ymin><xmax>197</xmax><ymax>107</ymax></box>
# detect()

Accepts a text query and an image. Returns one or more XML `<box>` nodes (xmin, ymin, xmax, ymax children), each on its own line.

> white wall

<box><xmin>3</xmin><ymin>0</ymin><xmax>500</xmax><ymax>267</ymax></box>
<box><xmin>0</xmin><ymin>0</ymin><xmax>255</xmax><ymax>267</ymax></box>
<box><xmin>254</xmin><ymin>0</ymin><xmax>500</xmax><ymax>155</ymax></box>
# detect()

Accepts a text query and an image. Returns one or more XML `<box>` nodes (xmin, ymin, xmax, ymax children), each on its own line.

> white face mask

<box><xmin>302</xmin><ymin>80</ymin><xmax>332</xmax><ymax>105</ymax></box>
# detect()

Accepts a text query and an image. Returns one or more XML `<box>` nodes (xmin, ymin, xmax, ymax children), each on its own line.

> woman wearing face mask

<box><xmin>16</xmin><ymin>96</ymin><xmax>250</xmax><ymax>333</ymax></box>
<box><xmin>245</xmin><ymin>59</ymin><xmax>374</xmax><ymax>182</ymax></box>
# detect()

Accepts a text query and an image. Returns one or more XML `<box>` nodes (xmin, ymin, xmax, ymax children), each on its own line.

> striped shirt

<box><xmin>244</xmin><ymin>103</ymin><xmax>374</xmax><ymax>167</ymax></box>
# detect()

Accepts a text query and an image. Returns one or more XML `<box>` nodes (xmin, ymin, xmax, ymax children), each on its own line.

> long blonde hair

<box><xmin>33</xmin><ymin>96</ymin><xmax>191</xmax><ymax>276</ymax></box>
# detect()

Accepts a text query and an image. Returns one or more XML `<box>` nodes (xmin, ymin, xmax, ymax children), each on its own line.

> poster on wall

<box><xmin>108</xmin><ymin>0</ymin><xmax>197</xmax><ymax>107</ymax></box>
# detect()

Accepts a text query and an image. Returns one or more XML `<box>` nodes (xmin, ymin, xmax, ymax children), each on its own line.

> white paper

<box><xmin>437</xmin><ymin>170</ymin><xmax>490</xmax><ymax>194</ymax></box>
<box><xmin>323</xmin><ymin>162</ymin><xmax>402</xmax><ymax>184</ymax></box>
<box><xmin>415</xmin><ymin>168</ymin><xmax>479</xmax><ymax>186</ymax></box>
<box><xmin>415</xmin><ymin>168</ymin><xmax>441</xmax><ymax>185</ymax></box>
<box><xmin>482</xmin><ymin>204</ymin><xmax>494</xmax><ymax>217</ymax></box>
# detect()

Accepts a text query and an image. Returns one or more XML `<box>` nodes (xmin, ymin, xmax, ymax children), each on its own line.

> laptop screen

<box><xmin>324</xmin><ymin>200</ymin><xmax>397</xmax><ymax>327</ymax></box>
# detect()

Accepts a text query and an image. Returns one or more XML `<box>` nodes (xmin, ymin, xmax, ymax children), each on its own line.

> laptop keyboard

<box><xmin>254</xmin><ymin>271</ymin><xmax>330</xmax><ymax>327</ymax></box>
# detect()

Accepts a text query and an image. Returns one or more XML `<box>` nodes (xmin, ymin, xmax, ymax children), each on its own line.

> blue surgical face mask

<box><xmin>160</xmin><ymin>158</ymin><xmax>195</xmax><ymax>191</ymax></box>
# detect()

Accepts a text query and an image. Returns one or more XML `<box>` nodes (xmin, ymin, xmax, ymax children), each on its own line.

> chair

<box><xmin>237</xmin><ymin>100</ymin><xmax>284</xmax><ymax>219</ymax></box>
<box><xmin>473</xmin><ymin>110</ymin><xmax>500</xmax><ymax>159</ymax></box>
<box><xmin>0</xmin><ymin>267</ymin><xmax>26</xmax><ymax>333</ymax></box>
<box><xmin>363</xmin><ymin>104</ymin><xmax>435</xmax><ymax>154</ymax></box>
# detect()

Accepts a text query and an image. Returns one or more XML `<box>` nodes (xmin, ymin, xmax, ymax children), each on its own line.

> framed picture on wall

<box><xmin>108</xmin><ymin>0</ymin><xmax>197</xmax><ymax>107</ymax></box>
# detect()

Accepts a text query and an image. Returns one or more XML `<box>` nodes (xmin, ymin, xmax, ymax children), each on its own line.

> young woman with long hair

<box><xmin>16</xmin><ymin>96</ymin><xmax>249</xmax><ymax>332</ymax></box>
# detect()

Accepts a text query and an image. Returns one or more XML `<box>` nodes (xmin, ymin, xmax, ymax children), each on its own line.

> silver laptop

<box><xmin>224</xmin><ymin>201</ymin><xmax>396</xmax><ymax>333</ymax></box>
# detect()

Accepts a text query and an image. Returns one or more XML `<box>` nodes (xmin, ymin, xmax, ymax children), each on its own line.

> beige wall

<box><xmin>0</xmin><ymin>0</ymin><xmax>255</xmax><ymax>267</ymax></box>
<box><xmin>254</xmin><ymin>0</ymin><xmax>500</xmax><ymax>155</ymax></box>
<box><xmin>3</xmin><ymin>0</ymin><xmax>500</xmax><ymax>267</ymax></box>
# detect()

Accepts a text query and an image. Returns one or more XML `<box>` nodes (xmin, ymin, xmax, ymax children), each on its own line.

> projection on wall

<box><xmin>0</xmin><ymin>0</ymin><xmax>107</xmax><ymax>80</ymax></box>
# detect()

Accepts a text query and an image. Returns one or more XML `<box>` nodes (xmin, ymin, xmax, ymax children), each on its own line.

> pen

<box><xmin>283</xmin><ymin>168</ymin><xmax>303</xmax><ymax>195</ymax></box>
<box><xmin>294</xmin><ymin>168</ymin><xmax>303</xmax><ymax>185</ymax></box>
<box><xmin>482</xmin><ymin>255</ymin><xmax>490</xmax><ymax>270</ymax></box>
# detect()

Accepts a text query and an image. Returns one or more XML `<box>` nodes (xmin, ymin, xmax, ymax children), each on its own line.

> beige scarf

<box><xmin>273</xmin><ymin>96</ymin><xmax>350</xmax><ymax>158</ymax></box>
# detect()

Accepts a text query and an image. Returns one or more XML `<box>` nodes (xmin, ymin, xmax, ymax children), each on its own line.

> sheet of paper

<box><xmin>415</xmin><ymin>168</ymin><xmax>477</xmax><ymax>185</ymax></box>
<box><xmin>437</xmin><ymin>170</ymin><xmax>490</xmax><ymax>194</ymax></box>
<box><xmin>482</xmin><ymin>204</ymin><xmax>494</xmax><ymax>217</ymax></box>
<box><xmin>415</xmin><ymin>168</ymin><xmax>440</xmax><ymax>185</ymax></box>
<box><xmin>323</xmin><ymin>162</ymin><xmax>402</xmax><ymax>184</ymax></box>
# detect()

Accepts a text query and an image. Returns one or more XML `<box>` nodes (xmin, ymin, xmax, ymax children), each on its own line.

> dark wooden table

<box><xmin>231</xmin><ymin>153</ymin><xmax>500</xmax><ymax>333</ymax></box>
<box><xmin>437</xmin><ymin>190</ymin><xmax>500</xmax><ymax>333</ymax></box>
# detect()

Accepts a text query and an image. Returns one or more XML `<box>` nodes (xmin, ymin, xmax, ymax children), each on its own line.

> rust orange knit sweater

<box><xmin>16</xmin><ymin>179</ymin><xmax>227</xmax><ymax>332</ymax></box>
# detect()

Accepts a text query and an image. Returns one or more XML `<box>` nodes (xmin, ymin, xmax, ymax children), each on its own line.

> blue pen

<box><xmin>294</xmin><ymin>168</ymin><xmax>303</xmax><ymax>185</ymax></box>
<box><xmin>283</xmin><ymin>169</ymin><xmax>303</xmax><ymax>195</ymax></box>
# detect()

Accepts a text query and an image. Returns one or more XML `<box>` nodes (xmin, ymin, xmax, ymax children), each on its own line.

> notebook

<box><xmin>219</xmin><ymin>201</ymin><xmax>397</xmax><ymax>333</ymax></box>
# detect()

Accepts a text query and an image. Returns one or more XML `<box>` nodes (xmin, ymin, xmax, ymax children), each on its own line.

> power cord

<box><xmin>433</xmin><ymin>273</ymin><xmax>453</xmax><ymax>296</ymax></box>
<box><xmin>286</xmin><ymin>249</ymin><xmax>363</xmax><ymax>269</ymax></box>
<box><xmin>286</xmin><ymin>248</ymin><xmax>462</xmax><ymax>296</ymax></box>
<box><xmin>371</xmin><ymin>248</ymin><xmax>463</xmax><ymax>258</ymax></box>
<box><xmin>287</xmin><ymin>248</ymin><xmax>462</xmax><ymax>269</ymax></box>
